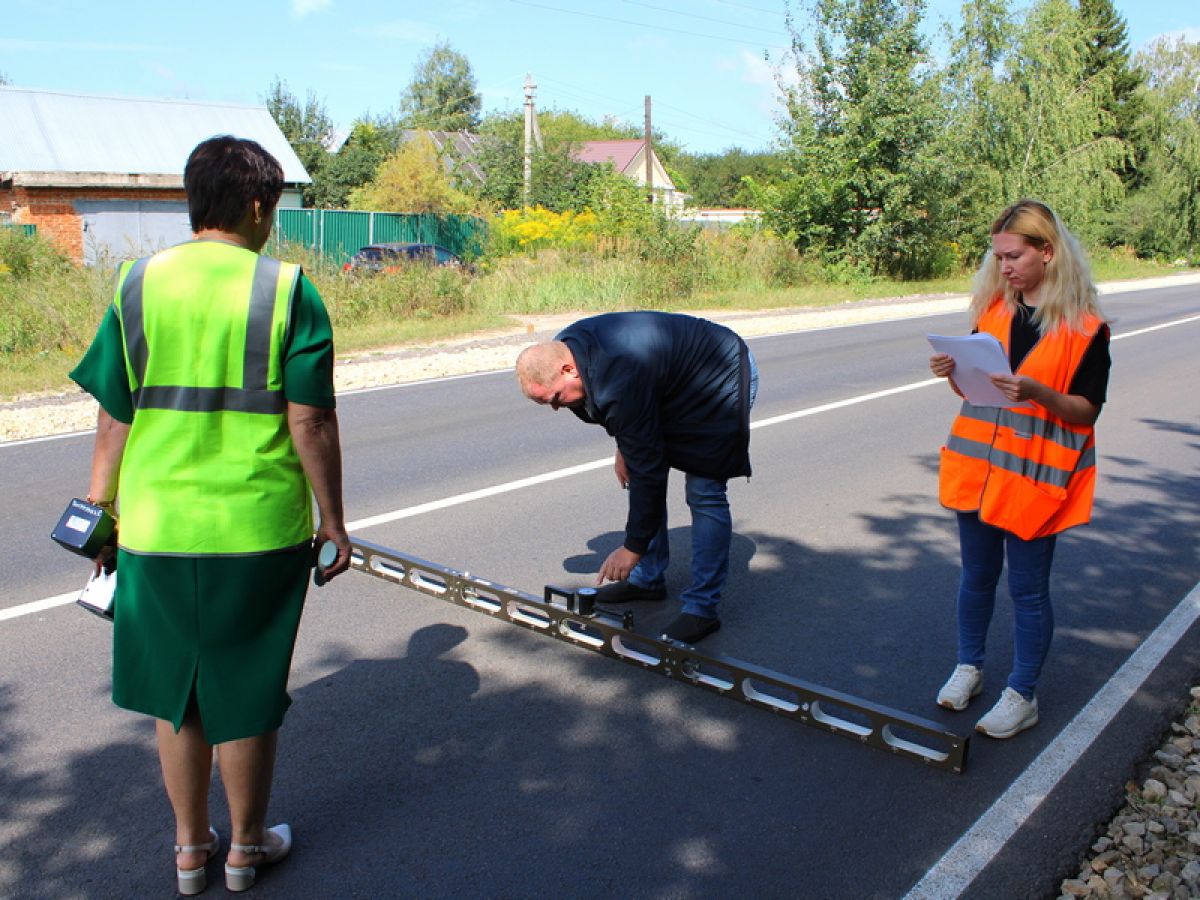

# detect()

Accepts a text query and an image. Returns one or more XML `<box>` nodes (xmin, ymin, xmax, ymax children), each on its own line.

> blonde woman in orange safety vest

<box><xmin>928</xmin><ymin>200</ymin><xmax>1111</xmax><ymax>739</ymax></box>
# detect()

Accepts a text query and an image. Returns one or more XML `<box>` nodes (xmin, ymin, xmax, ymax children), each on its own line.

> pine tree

<box><xmin>1078</xmin><ymin>0</ymin><xmax>1148</xmax><ymax>187</ymax></box>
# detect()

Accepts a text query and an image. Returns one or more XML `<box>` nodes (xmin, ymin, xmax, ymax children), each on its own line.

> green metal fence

<box><xmin>0</xmin><ymin>223</ymin><xmax>37</xmax><ymax>237</ymax></box>
<box><xmin>273</xmin><ymin>209</ymin><xmax>487</xmax><ymax>265</ymax></box>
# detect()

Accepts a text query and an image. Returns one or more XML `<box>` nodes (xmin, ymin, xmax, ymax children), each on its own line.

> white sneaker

<box><xmin>976</xmin><ymin>687</ymin><xmax>1039</xmax><ymax>739</ymax></box>
<box><xmin>937</xmin><ymin>664</ymin><xmax>983</xmax><ymax>711</ymax></box>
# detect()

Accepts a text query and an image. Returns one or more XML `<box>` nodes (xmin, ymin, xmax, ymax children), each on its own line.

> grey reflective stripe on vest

<box><xmin>122</xmin><ymin>255</ymin><xmax>287</xmax><ymax>414</ymax></box>
<box><xmin>956</xmin><ymin>402</ymin><xmax>1091</xmax><ymax>453</ymax></box>
<box><xmin>119</xmin><ymin>257</ymin><xmax>151</xmax><ymax>386</ymax></box>
<box><xmin>135</xmin><ymin>384</ymin><xmax>285</xmax><ymax>414</ymax></box>
<box><xmin>244</xmin><ymin>257</ymin><xmax>281</xmax><ymax>393</ymax></box>
<box><xmin>946</xmin><ymin>434</ymin><xmax>1095</xmax><ymax>488</ymax></box>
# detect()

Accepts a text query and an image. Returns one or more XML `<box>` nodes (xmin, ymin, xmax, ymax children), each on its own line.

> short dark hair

<box><xmin>184</xmin><ymin>135</ymin><xmax>285</xmax><ymax>232</ymax></box>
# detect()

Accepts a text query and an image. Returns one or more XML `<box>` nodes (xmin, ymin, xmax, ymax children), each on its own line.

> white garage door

<box><xmin>75</xmin><ymin>199</ymin><xmax>192</xmax><ymax>266</ymax></box>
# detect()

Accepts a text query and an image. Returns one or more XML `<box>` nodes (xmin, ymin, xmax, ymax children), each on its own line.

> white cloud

<box><xmin>739</xmin><ymin>49</ymin><xmax>778</xmax><ymax>88</ymax></box>
<box><xmin>291</xmin><ymin>0</ymin><xmax>332</xmax><ymax>17</ymax></box>
<box><xmin>1144</xmin><ymin>27</ymin><xmax>1200</xmax><ymax>46</ymax></box>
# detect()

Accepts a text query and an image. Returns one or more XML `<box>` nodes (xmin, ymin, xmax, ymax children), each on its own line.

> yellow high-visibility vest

<box><xmin>113</xmin><ymin>240</ymin><xmax>312</xmax><ymax>555</ymax></box>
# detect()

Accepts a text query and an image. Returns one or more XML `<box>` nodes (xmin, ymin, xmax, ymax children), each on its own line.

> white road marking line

<box><xmin>0</xmin><ymin>591</ymin><xmax>78</xmax><ymax>621</ymax></box>
<box><xmin>5</xmin><ymin>311</ymin><xmax>1196</xmax><ymax>624</ymax></box>
<box><xmin>903</xmin><ymin>582</ymin><xmax>1200</xmax><ymax>900</ymax></box>
<box><xmin>1115</xmin><ymin>313</ymin><xmax>1200</xmax><ymax>339</ymax></box>
<box><xmin>347</xmin><ymin>457</ymin><xmax>613</xmax><ymax>530</ymax></box>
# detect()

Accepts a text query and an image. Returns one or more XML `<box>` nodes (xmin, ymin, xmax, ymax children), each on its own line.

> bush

<box><xmin>0</xmin><ymin>230</ymin><xmax>109</xmax><ymax>355</ymax></box>
<box><xmin>0</xmin><ymin>226</ymin><xmax>72</xmax><ymax>279</ymax></box>
<box><xmin>311</xmin><ymin>262</ymin><xmax>471</xmax><ymax>326</ymax></box>
<box><xmin>488</xmin><ymin>206</ymin><xmax>599</xmax><ymax>254</ymax></box>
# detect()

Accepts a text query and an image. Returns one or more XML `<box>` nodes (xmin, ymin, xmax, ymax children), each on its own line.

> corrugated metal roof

<box><xmin>0</xmin><ymin>87</ymin><xmax>310</xmax><ymax>183</ymax></box>
<box><xmin>400</xmin><ymin>129</ymin><xmax>486</xmax><ymax>185</ymax></box>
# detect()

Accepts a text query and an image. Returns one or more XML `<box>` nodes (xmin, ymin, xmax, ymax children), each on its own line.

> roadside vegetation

<box><xmin>0</xmin><ymin>214</ymin><xmax>1181</xmax><ymax>402</ymax></box>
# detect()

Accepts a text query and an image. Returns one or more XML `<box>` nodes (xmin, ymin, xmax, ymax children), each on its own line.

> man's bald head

<box><xmin>515</xmin><ymin>341</ymin><xmax>585</xmax><ymax>409</ymax></box>
<box><xmin>516</xmin><ymin>341</ymin><xmax>572</xmax><ymax>397</ymax></box>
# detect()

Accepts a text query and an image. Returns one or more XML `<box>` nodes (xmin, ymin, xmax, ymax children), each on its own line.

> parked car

<box><xmin>343</xmin><ymin>242</ymin><xmax>464</xmax><ymax>273</ymax></box>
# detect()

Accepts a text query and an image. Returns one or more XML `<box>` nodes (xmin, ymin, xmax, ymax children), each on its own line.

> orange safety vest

<box><xmin>939</xmin><ymin>298</ymin><xmax>1103</xmax><ymax>540</ymax></box>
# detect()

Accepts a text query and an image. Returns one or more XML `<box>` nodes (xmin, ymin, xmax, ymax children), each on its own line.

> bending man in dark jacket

<box><xmin>516</xmin><ymin>311</ymin><xmax>757</xmax><ymax>645</ymax></box>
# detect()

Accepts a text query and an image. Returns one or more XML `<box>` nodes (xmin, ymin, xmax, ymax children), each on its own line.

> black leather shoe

<box><xmin>594</xmin><ymin>581</ymin><xmax>667</xmax><ymax>604</ymax></box>
<box><xmin>660</xmin><ymin>613</ymin><xmax>721</xmax><ymax>645</ymax></box>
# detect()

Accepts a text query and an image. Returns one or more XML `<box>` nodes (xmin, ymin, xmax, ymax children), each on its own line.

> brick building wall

<box><xmin>2</xmin><ymin>185</ymin><xmax>187</xmax><ymax>264</ymax></box>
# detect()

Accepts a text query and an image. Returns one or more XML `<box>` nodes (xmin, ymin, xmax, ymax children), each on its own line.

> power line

<box><xmin>620</xmin><ymin>0</ymin><xmax>787</xmax><ymax>36</ymax></box>
<box><xmin>712</xmin><ymin>0</ymin><xmax>785</xmax><ymax>15</ymax></box>
<box><xmin>539</xmin><ymin>76</ymin><xmax>770</xmax><ymax>142</ymax></box>
<box><xmin>508</xmin><ymin>0</ymin><xmax>789</xmax><ymax>50</ymax></box>
<box><xmin>534</xmin><ymin>74</ymin><xmax>771</xmax><ymax>144</ymax></box>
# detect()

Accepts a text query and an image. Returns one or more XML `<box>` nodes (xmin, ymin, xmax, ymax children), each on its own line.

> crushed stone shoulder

<box><xmin>1</xmin><ymin>292</ymin><xmax>973</xmax><ymax>443</ymax></box>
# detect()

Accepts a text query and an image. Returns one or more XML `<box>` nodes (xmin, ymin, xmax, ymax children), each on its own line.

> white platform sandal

<box><xmin>224</xmin><ymin>823</ymin><xmax>292</xmax><ymax>892</ymax></box>
<box><xmin>175</xmin><ymin>826</ymin><xmax>220</xmax><ymax>896</ymax></box>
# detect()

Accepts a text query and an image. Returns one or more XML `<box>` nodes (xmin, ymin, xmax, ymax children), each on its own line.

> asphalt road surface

<box><xmin>2</xmin><ymin>281</ymin><xmax>1198</xmax><ymax>899</ymax></box>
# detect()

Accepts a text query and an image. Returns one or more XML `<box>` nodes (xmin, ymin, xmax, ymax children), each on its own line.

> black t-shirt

<box><xmin>978</xmin><ymin>300</ymin><xmax>1111</xmax><ymax>408</ymax></box>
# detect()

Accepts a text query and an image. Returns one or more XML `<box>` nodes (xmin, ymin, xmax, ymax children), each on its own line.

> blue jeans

<box><xmin>955</xmin><ymin>511</ymin><xmax>1057</xmax><ymax>700</ymax></box>
<box><xmin>629</xmin><ymin>351</ymin><xmax>759</xmax><ymax>619</ymax></box>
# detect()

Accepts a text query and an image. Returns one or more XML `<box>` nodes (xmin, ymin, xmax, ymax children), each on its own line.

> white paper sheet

<box><xmin>77</xmin><ymin>569</ymin><xmax>116</xmax><ymax>619</ymax></box>
<box><xmin>927</xmin><ymin>333</ymin><xmax>1033</xmax><ymax>409</ymax></box>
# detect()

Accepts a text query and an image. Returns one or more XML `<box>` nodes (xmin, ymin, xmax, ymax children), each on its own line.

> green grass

<box><xmin>0</xmin><ymin>349</ymin><xmax>92</xmax><ymax>401</ymax></box>
<box><xmin>679</xmin><ymin>275</ymin><xmax>976</xmax><ymax>312</ymax></box>
<box><xmin>1088</xmin><ymin>246</ymin><xmax>1184</xmax><ymax>282</ymax></box>
<box><xmin>331</xmin><ymin>311</ymin><xmax>514</xmax><ymax>355</ymax></box>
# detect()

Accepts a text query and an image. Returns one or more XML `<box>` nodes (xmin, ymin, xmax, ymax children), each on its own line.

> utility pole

<box><xmin>523</xmin><ymin>74</ymin><xmax>537</xmax><ymax>207</ymax></box>
<box><xmin>644</xmin><ymin>95</ymin><xmax>653</xmax><ymax>205</ymax></box>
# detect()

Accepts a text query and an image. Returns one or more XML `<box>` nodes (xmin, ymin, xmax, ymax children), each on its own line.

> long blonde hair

<box><xmin>969</xmin><ymin>199</ymin><xmax>1105</xmax><ymax>333</ymax></box>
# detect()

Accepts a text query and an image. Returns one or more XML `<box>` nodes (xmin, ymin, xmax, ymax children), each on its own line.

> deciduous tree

<box><xmin>263</xmin><ymin>78</ymin><xmax>334</xmax><ymax>205</ymax></box>
<box><xmin>673</xmin><ymin>149</ymin><xmax>780</xmax><ymax>208</ymax></box>
<box><xmin>399</xmin><ymin>42</ymin><xmax>481</xmax><ymax>132</ymax></box>
<box><xmin>941</xmin><ymin>0</ymin><xmax>1129</xmax><ymax>249</ymax></box>
<box><xmin>766</xmin><ymin>0</ymin><xmax>954</xmax><ymax>277</ymax></box>
<box><xmin>307</xmin><ymin>120</ymin><xmax>395</xmax><ymax>210</ymax></box>
<box><xmin>348</xmin><ymin>133</ymin><xmax>481</xmax><ymax>215</ymax></box>
<box><xmin>1119</xmin><ymin>37</ymin><xmax>1200</xmax><ymax>257</ymax></box>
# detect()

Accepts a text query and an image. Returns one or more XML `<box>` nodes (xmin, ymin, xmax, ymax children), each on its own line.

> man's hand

<box><xmin>597</xmin><ymin>547</ymin><xmax>642</xmax><ymax>585</ymax></box>
<box><xmin>613</xmin><ymin>450</ymin><xmax>629</xmax><ymax>489</ymax></box>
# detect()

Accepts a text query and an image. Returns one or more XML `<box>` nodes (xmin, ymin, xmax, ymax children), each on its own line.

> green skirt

<box><xmin>111</xmin><ymin>548</ymin><xmax>310</xmax><ymax>744</ymax></box>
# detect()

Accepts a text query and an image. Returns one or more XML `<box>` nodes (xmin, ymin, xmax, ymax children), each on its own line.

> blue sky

<box><xmin>3</xmin><ymin>0</ymin><xmax>1196</xmax><ymax>155</ymax></box>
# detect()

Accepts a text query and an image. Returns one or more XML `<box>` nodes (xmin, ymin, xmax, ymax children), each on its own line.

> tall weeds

<box><xmin>1</xmin><ymin>223</ymin><xmax>1181</xmax><ymax>401</ymax></box>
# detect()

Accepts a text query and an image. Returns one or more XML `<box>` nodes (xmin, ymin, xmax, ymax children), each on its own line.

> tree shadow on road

<box><xmin>3</xmin><ymin>419</ymin><xmax>1195</xmax><ymax>899</ymax></box>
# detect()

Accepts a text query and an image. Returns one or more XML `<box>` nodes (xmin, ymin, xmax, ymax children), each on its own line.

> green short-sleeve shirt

<box><xmin>70</xmin><ymin>269</ymin><xmax>335</xmax><ymax>419</ymax></box>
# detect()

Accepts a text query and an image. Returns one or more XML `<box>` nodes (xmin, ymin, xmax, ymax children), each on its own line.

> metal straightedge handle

<box><xmin>348</xmin><ymin>537</ymin><xmax>970</xmax><ymax>774</ymax></box>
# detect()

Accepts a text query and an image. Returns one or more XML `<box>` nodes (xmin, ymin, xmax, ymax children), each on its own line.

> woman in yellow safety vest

<box><xmin>71</xmin><ymin>136</ymin><xmax>351</xmax><ymax>893</ymax></box>
<box><xmin>929</xmin><ymin>199</ymin><xmax>1111</xmax><ymax>740</ymax></box>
